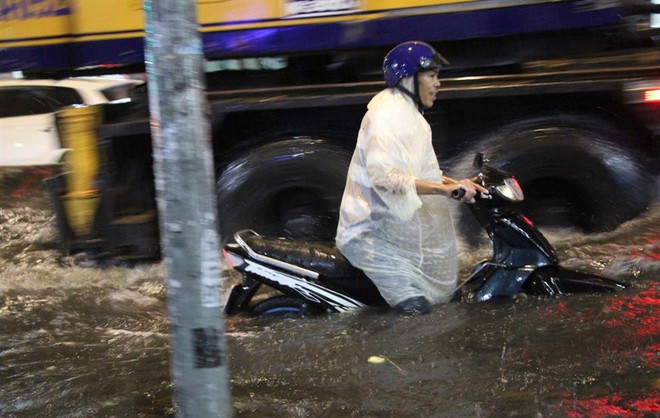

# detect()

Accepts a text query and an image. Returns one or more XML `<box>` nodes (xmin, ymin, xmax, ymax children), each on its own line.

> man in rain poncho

<box><xmin>336</xmin><ymin>41</ymin><xmax>487</xmax><ymax>315</ymax></box>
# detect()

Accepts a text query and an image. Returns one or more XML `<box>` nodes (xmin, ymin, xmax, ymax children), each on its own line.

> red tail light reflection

<box><xmin>563</xmin><ymin>392</ymin><xmax>660</xmax><ymax>418</ymax></box>
<box><xmin>521</xmin><ymin>215</ymin><xmax>535</xmax><ymax>227</ymax></box>
<box><xmin>644</xmin><ymin>89</ymin><xmax>660</xmax><ymax>103</ymax></box>
<box><xmin>560</xmin><ymin>285</ymin><xmax>660</xmax><ymax>417</ymax></box>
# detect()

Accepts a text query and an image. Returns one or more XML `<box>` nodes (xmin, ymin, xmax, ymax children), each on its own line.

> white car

<box><xmin>0</xmin><ymin>77</ymin><xmax>142</xmax><ymax>167</ymax></box>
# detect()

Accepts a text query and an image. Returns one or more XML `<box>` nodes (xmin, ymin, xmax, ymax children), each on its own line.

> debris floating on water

<box><xmin>367</xmin><ymin>355</ymin><xmax>407</xmax><ymax>375</ymax></box>
<box><xmin>367</xmin><ymin>355</ymin><xmax>386</xmax><ymax>364</ymax></box>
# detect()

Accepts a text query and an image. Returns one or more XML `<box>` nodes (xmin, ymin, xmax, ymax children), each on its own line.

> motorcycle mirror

<box><xmin>473</xmin><ymin>153</ymin><xmax>486</xmax><ymax>169</ymax></box>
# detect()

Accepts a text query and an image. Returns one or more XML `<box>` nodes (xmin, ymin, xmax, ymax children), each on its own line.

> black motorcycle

<box><xmin>222</xmin><ymin>153</ymin><xmax>626</xmax><ymax>316</ymax></box>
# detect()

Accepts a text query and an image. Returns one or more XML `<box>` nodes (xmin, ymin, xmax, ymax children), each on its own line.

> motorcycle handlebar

<box><xmin>444</xmin><ymin>175</ymin><xmax>487</xmax><ymax>201</ymax></box>
<box><xmin>451</xmin><ymin>187</ymin><xmax>466</xmax><ymax>200</ymax></box>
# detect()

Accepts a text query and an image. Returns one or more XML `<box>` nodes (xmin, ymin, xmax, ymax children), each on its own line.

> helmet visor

<box><xmin>420</xmin><ymin>53</ymin><xmax>450</xmax><ymax>71</ymax></box>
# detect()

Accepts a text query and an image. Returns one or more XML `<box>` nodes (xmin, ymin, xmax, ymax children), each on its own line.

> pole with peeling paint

<box><xmin>143</xmin><ymin>0</ymin><xmax>231</xmax><ymax>416</ymax></box>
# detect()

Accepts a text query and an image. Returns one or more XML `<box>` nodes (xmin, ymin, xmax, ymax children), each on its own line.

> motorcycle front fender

<box><xmin>522</xmin><ymin>266</ymin><xmax>626</xmax><ymax>296</ymax></box>
<box><xmin>454</xmin><ymin>262</ymin><xmax>533</xmax><ymax>302</ymax></box>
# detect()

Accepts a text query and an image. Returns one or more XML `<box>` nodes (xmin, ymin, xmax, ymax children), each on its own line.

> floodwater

<box><xmin>0</xmin><ymin>189</ymin><xmax>658</xmax><ymax>417</ymax></box>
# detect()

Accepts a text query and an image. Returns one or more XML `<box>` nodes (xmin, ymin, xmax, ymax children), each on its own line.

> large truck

<box><xmin>2</xmin><ymin>0</ymin><xmax>659</xmax><ymax>258</ymax></box>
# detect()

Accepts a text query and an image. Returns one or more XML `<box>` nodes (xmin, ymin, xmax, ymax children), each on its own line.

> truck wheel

<box><xmin>216</xmin><ymin>138</ymin><xmax>350</xmax><ymax>244</ymax></box>
<box><xmin>451</xmin><ymin>115</ymin><xmax>652</xmax><ymax>238</ymax></box>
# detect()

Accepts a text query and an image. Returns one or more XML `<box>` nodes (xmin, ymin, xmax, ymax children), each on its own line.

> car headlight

<box><xmin>495</xmin><ymin>177</ymin><xmax>524</xmax><ymax>202</ymax></box>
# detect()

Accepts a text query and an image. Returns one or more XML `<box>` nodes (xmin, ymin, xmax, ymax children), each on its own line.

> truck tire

<box><xmin>216</xmin><ymin>138</ymin><xmax>350</xmax><ymax>244</ymax></box>
<box><xmin>451</xmin><ymin>115</ymin><xmax>652</xmax><ymax>239</ymax></box>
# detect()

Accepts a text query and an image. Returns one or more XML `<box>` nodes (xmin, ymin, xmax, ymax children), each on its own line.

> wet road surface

<box><xmin>0</xmin><ymin>190</ymin><xmax>658</xmax><ymax>417</ymax></box>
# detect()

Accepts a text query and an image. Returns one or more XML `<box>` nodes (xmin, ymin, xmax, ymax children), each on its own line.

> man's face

<box><xmin>417</xmin><ymin>69</ymin><xmax>441</xmax><ymax>108</ymax></box>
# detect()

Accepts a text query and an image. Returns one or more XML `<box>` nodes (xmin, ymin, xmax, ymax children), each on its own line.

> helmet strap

<box><xmin>395</xmin><ymin>75</ymin><xmax>424</xmax><ymax>113</ymax></box>
<box><xmin>414</xmin><ymin>74</ymin><xmax>423</xmax><ymax>112</ymax></box>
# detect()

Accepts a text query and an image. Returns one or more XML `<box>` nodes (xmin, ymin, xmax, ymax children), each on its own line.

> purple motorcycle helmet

<box><xmin>382</xmin><ymin>41</ymin><xmax>449</xmax><ymax>87</ymax></box>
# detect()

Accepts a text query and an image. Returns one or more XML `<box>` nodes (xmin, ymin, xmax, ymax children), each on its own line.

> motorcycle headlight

<box><xmin>495</xmin><ymin>177</ymin><xmax>524</xmax><ymax>202</ymax></box>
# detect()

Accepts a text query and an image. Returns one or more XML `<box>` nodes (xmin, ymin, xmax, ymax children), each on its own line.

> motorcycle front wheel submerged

<box><xmin>250</xmin><ymin>295</ymin><xmax>323</xmax><ymax>318</ymax></box>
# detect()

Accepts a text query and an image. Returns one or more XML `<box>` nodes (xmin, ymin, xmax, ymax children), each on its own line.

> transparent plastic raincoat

<box><xmin>335</xmin><ymin>83</ymin><xmax>458</xmax><ymax>306</ymax></box>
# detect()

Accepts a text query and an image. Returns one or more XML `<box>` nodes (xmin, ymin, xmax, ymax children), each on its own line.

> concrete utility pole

<box><xmin>144</xmin><ymin>1</ymin><xmax>232</xmax><ymax>416</ymax></box>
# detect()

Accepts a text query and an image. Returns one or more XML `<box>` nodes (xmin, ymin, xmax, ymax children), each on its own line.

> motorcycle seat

<box><xmin>242</xmin><ymin>233</ymin><xmax>363</xmax><ymax>280</ymax></box>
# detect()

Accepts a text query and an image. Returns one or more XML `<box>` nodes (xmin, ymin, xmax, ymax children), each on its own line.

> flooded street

<box><xmin>1</xmin><ymin>190</ymin><xmax>658</xmax><ymax>417</ymax></box>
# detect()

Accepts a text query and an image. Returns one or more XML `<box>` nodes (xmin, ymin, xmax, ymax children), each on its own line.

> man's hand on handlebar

<box><xmin>415</xmin><ymin>175</ymin><xmax>489</xmax><ymax>202</ymax></box>
<box><xmin>450</xmin><ymin>179</ymin><xmax>489</xmax><ymax>204</ymax></box>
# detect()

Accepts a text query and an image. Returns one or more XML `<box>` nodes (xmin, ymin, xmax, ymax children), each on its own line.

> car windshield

<box><xmin>0</xmin><ymin>86</ymin><xmax>83</xmax><ymax>118</ymax></box>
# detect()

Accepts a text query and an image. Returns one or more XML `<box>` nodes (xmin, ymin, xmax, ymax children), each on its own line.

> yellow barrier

<box><xmin>56</xmin><ymin>105</ymin><xmax>103</xmax><ymax>236</ymax></box>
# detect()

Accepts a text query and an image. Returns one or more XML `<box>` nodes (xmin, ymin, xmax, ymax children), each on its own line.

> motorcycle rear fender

<box><xmin>224</xmin><ymin>276</ymin><xmax>262</xmax><ymax>315</ymax></box>
<box><xmin>241</xmin><ymin>260</ymin><xmax>366</xmax><ymax>313</ymax></box>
